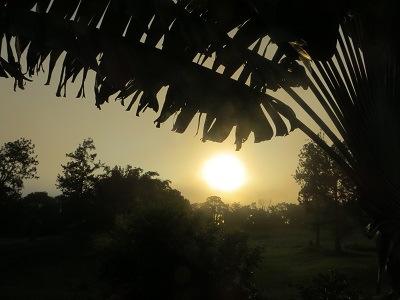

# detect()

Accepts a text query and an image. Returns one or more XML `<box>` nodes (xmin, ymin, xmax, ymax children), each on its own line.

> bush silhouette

<box><xmin>298</xmin><ymin>270</ymin><xmax>370</xmax><ymax>300</ymax></box>
<box><xmin>96</xmin><ymin>195</ymin><xmax>262</xmax><ymax>300</ymax></box>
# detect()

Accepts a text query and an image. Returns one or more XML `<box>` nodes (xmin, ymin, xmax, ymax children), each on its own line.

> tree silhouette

<box><xmin>0</xmin><ymin>138</ymin><xmax>38</xmax><ymax>198</ymax></box>
<box><xmin>56</xmin><ymin>138</ymin><xmax>104</xmax><ymax>229</ymax></box>
<box><xmin>0</xmin><ymin>138</ymin><xmax>38</xmax><ymax>235</ymax></box>
<box><xmin>92</xmin><ymin>165</ymin><xmax>185</xmax><ymax>229</ymax></box>
<box><xmin>294</xmin><ymin>141</ymin><xmax>358</xmax><ymax>251</ymax></box>
<box><xmin>1</xmin><ymin>0</ymin><xmax>400</xmax><ymax>294</ymax></box>
<box><xmin>266</xmin><ymin>202</ymin><xmax>304</xmax><ymax>227</ymax></box>
<box><xmin>56</xmin><ymin>138</ymin><xmax>103</xmax><ymax>199</ymax></box>
<box><xmin>92</xmin><ymin>165</ymin><xmax>143</xmax><ymax>228</ymax></box>
<box><xmin>198</xmin><ymin>196</ymin><xmax>229</xmax><ymax>226</ymax></box>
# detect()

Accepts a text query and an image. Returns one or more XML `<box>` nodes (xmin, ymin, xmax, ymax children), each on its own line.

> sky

<box><xmin>0</xmin><ymin>73</ymin><xmax>312</xmax><ymax>205</ymax></box>
<box><xmin>0</xmin><ymin>56</ymin><xmax>328</xmax><ymax>205</ymax></box>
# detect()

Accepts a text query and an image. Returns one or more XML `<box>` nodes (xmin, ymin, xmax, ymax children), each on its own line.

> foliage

<box><xmin>0</xmin><ymin>138</ymin><xmax>38</xmax><ymax>197</ymax></box>
<box><xmin>96</xmin><ymin>193</ymin><xmax>262</xmax><ymax>300</ymax></box>
<box><xmin>91</xmin><ymin>165</ymin><xmax>185</xmax><ymax>230</ymax></box>
<box><xmin>20</xmin><ymin>192</ymin><xmax>61</xmax><ymax>236</ymax></box>
<box><xmin>193</xmin><ymin>198</ymin><xmax>306</xmax><ymax>235</ymax></box>
<box><xmin>195</xmin><ymin>195</ymin><xmax>229</xmax><ymax>226</ymax></box>
<box><xmin>294</xmin><ymin>141</ymin><xmax>357</xmax><ymax>207</ymax></box>
<box><xmin>224</xmin><ymin>202</ymin><xmax>254</xmax><ymax>232</ymax></box>
<box><xmin>56</xmin><ymin>138</ymin><xmax>104</xmax><ymax>199</ymax></box>
<box><xmin>0</xmin><ymin>138</ymin><xmax>39</xmax><ymax>235</ymax></box>
<box><xmin>0</xmin><ymin>191</ymin><xmax>61</xmax><ymax>237</ymax></box>
<box><xmin>294</xmin><ymin>141</ymin><xmax>359</xmax><ymax>250</ymax></box>
<box><xmin>0</xmin><ymin>0</ymin><xmax>320</xmax><ymax>150</ymax></box>
<box><xmin>1</xmin><ymin>224</ymin><xmax>381</xmax><ymax>300</ymax></box>
<box><xmin>295</xmin><ymin>141</ymin><xmax>334</xmax><ymax>206</ymax></box>
<box><xmin>298</xmin><ymin>270</ymin><xmax>370</xmax><ymax>300</ymax></box>
<box><xmin>55</xmin><ymin>138</ymin><xmax>105</xmax><ymax>230</ymax></box>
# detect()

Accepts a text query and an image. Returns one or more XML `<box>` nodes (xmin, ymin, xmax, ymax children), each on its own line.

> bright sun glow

<box><xmin>202</xmin><ymin>154</ymin><xmax>246</xmax><ymax>192</ymax></box>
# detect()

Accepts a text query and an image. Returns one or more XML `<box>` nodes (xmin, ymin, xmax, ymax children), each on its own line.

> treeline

<box><xmin>195</xmin><ymin>197</ymin><xmax>303</xmax><ymax>231</ymax></box>
<box><xmin>1</xmin><ymin>137</ymin><xmax>300</xmax><ymax>237</ymax></box>
<box><xmin>0</xmin><ymin>138</ymin><xmax>364</xmax><ymax>250</ymax></box>
<box><xmin>0</xmin><ymin>138</ymin><xmax>190</xmax><ymax>236</ymax></box>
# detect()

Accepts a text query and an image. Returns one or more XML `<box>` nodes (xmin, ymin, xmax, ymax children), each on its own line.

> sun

<box><xmin>202</xmin><ymin>154</ymin><xmax>247</xmax><ymax>192</ymax></box>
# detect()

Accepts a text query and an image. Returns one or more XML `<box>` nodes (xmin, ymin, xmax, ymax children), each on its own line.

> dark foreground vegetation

<box><xmin>0</xmin><ymin>224</ymin><xmax>379</xmax><ymax>299</ymax></box>
<box><xmin>0</xmin><ymin>138</ymin><xmax>390</xmax><ymax>299</ymax></box>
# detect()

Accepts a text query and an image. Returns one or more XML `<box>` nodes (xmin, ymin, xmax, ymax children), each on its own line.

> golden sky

<box><xmin>0</xmin><ymin>69</ymin><xmax>321</xmax><ymax>205</ymax></box>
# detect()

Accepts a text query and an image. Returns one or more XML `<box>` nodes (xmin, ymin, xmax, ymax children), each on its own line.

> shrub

<box><xmin>96</xmin><ymin>197</ymin><xmax>262</xmax><ymax>300</ymax></box>
<box><xmin>298</xmin><ymin>270</ymin><xmax>370</xmax><ymax>300</ymax></box>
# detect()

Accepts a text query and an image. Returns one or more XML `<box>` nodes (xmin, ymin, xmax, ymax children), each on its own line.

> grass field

<box><xmin>0</xmin><ymin>226</ymin><xmax>384</xmax><ymax>299</ymax></box>
<box><xmin>251</xmin><ymin>226</ymin><xmax>380</xmax><ymax>299</ymax></box>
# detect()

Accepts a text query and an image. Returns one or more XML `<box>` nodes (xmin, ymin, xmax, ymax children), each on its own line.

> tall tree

<box><xmin>294</xmin><ymin>141</ymin><xmax>357</xmax><ymax>251</ymax></box>
<box><xmin>198</xmin><ymin>196</ymin><xmax>229</xmax><ymax>226</ymax></box>
<box><xmin>56</xmin><ymin>138</ymin><xmax>104</xmax><ymax>199</ymax></box>
<box><xmin>0</xmin><ymin>138</ymin><xmax>38</xmax><ymax>198</ymax></box>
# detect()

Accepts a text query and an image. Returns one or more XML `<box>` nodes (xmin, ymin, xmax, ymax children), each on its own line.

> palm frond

<box><xmin>291</xmin><ymin>12</ymin><xmax>400</xmax><ymax>219</ymax></box>
<box><xmin>2</xmin><ymin>0</ymin><xmax>335</xmax><ymax>150</ymax></box>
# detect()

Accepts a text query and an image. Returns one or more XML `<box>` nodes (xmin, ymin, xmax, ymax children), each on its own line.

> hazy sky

<box><xmin>0</xmin><ymin>66</ymin><xmax>322</xmax><ymax>205</ymax></box>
